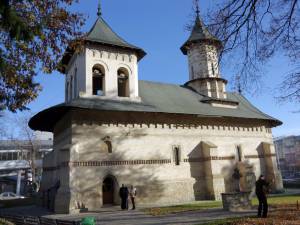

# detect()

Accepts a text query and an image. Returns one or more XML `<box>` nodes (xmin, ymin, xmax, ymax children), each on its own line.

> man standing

<box><xmin>255</xmin><ymin>175</ymin><xmax>270</xmax><ymax>218</ymax></box>
<box><xmin>129</xmin><ymin>185</ymin><xmax>137</xmax><ymax>210</ymax></box>
<box><xmin>119</xmin><ymin>184</ymin><xmax>129</xmax><ymax>210</ymax></box>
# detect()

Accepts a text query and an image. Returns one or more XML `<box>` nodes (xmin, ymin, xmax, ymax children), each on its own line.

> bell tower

<box><xmin>60</xmin><ymin>1</ymin><xmax>146</xmax><ymax>102</ymax></box>
<box><xmin>181</xmin><ymin>2</ymin><xmax>227</xmax><ymax>100</ymax></box>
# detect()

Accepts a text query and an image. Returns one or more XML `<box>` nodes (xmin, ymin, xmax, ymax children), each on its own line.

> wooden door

<box><xmin>102</xmin><ymin>177</ymin><xmax>114</xmax><ymax>205</ymax></box>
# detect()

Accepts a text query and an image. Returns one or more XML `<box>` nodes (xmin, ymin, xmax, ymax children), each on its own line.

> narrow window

<box><xmin>92</xmin><ymin>64</ymin><xmax>105</xmax><ymax>96</ymax></box>
<box><xmin>173</xmin><ymin>146</ymin><xmax>181</xmax><ymax>166</ymax></box>
<box><xmin>102</xmin><ymin>136</ymin><xmax>112</xmax><ymax>153</ymax></box>
<box><xmin>66</xmin><ymin>81</ymin><xmax>69</xmax><ymax>101</ymax></box>
<box><xmin>117</xmin><ymin>68</ymin><xmax>129</xmax><ymax>97</ymax></box>
<box><xmin>211</xmin><ymin>62</ymin><xmax>215</xmax><ymax>76</ymax></box>
<box><xmin>74</xmin><ymin>68</ymin><xmax>78</xmax><ymax>97</ymax></box>
<box><xmin>70</xmin><ymin>76</ymin><xmax>73</xmax><ymax>99</ymax></box>
<box><xmin>105</xmin><ymin>141</ymin><xmax>112</xmax><ymax>153</ymax></box>
<box><xmin>236</xmin><ymin>145</ymin><xmax>242</xmax><ymax>162</ymax></box>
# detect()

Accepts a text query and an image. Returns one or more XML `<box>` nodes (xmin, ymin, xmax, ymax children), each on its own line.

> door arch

<box><xmin>102</xmin><ymin>176</ymin><xmax>115</xmax><ymax>205</ymax></box>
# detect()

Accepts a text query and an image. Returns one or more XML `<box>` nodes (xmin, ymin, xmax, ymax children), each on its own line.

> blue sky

<box><xmin>8</xmin><ymin>0</ymin><xmax>299</xmax><ymax>137</ymax></box>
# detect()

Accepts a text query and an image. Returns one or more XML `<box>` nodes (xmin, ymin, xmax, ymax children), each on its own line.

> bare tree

<box><xmin>15</xmin><ymin>114</ymin><xmax>40</xmax><ymax>184</ymax></box>
<box><xmin>2</xmin><ymin>112</ymin><xmax>41</xmax><ymax>185</ymax></box>
<box><xmin>204</xmin><ymin>0</ymin><xmax>300</xmax><ymax>100</ymax></box>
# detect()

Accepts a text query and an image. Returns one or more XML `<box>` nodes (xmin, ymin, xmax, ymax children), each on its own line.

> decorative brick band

<box><xmin>64</xmin><ymin>159</ymin><xmax>172</xmax><ymax>168</ymax></box>
<box><xmin>43</xmin><ymin>159</ymin><xmax>172</xmax><ymax>171</ymax></box>
<box><xmin>183</xmin><ymin>156</ymin><xmax>235</xmax><ymax>163</ymax></box>
<box><xmin>43</xmin><ymin>166</ymin><xmax>58</xmax><ymax>171</ymax></box>
<box><xmin>245</xmin><ymin>154</ymin><xmax>276</xmax><ymax>159</ymax></box>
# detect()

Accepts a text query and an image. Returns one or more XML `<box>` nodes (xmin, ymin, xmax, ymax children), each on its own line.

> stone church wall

<box><xmin>42</xmin><ymin>111</ymin><xmax>282</xmax><ymax>213</ymax></box>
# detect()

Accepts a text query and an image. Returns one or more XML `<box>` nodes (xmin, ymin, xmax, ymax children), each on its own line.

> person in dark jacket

<box><xmin>255</xmin><ymin>175</ymin><xmax>270</xmax><ymax>218</ymax></box>
<box><xmin>119</xmin><ymin>184</ymin><xmax>129</xmax><ymax>210</ymax></box>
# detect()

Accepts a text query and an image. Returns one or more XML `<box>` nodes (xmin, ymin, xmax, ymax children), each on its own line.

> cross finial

<box><xmin>194</xmin><ymin>0</ymin><xmax>200</xmax><ymax>17</ymax></box>
<box><xmin>97</xmin><ymin>0</ymin><xmax>102</xmax><ymax>18</ymax></box>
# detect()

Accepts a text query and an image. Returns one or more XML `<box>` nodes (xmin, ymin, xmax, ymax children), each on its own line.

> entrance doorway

<box><xmin>102</xmin><ymin>177</ymin><xmax>114</xmax><ymax>205</ymax></box>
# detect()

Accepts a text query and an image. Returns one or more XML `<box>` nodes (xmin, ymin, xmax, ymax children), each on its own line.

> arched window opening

<box><xmin>92</xmin><ymin>64</ymin><xmax>105</xmax><ymax>96</ymax></box>
<box><xmin>236</xmin><ymin>145</ymin><xmax>242</xmax><ymax>162</ymax></box>
<box><xmin>105</xmin><ymin>141</ymin><xmax>112</xmax><ymax>153</ymax></box>
<box><xmin>102</xmin><ymin>136</ymin><xmax>112</xmax><ymax>153</ymax></box>
<box><xmin>211</xmin><ymin>62</ymin><xmax>215</xmax><ymax>76</ymax></box>
<box><xmin>173</xmin><ymin>146</ymin><xmax>181</xmax><ymax>166</ymax></box>
<box><xmin>117</xmin><ymin>68</ymin><xmax>129</xmax><ymax>97</ymax></box>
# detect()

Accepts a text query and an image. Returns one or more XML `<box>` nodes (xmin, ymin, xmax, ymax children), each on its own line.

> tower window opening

<box><xmin>92</xmin><ymin>64</ymin><xmax>105</xmax><ymax>96</ymax></box>
<box><xmin>211</xmin><ymin>62</ymin><xmax>215</xmax><ymax>76</ymax></box>
<box><xmin>117</xmin><ymin>68</ymin><xmax>129</xmax><ymax>97</ymax></box>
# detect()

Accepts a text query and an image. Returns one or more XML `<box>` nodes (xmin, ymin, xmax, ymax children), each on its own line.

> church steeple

<box><xmin>182</xmin><ymin>1</ymin><xmax>227</xmax><ymax>100</ymax></box>
<box><xmin>181</xmin><ymin>2</ymin><xmax>222</xmax><ymax>55</ymax></box>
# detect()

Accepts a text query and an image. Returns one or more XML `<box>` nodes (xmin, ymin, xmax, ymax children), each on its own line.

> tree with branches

<box><xmin>205</xmin><ymin>0</ymin><xmax>299</xmax><ymax>102</ymax></box>
<box><xmin>0</xmin><ymin>0</ymin><xmax>85</xmax><ymax>112</ymax></box>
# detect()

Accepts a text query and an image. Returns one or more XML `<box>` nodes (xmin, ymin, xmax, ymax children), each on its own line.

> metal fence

<box><xmin>0</xmin><ymin>213</ymin><xmax>80</xmax><ymax>225</ymax></box>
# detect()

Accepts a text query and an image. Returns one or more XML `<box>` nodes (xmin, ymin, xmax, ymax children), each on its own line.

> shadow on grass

<box><xmin>143</xmin><ymin>201</ymin><xmax>223</xmax><ymax>216</ymax></box>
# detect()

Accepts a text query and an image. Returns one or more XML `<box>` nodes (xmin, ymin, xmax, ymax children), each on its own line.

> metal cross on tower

<box><xmin>97</xmin><ymin>0</ymin><xmax>102</xmax><ymax>18</ymax></box>
<box><xmin>194</xmin><ymin>0</ymin><xmax>200</xmax><ymax>17</ymax></box>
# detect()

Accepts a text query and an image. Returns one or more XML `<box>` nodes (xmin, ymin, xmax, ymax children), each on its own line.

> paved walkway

<box><xmin>1</xmin><ymin>206</ymin><xmax>256</xmax><ymax>225</ymax></box>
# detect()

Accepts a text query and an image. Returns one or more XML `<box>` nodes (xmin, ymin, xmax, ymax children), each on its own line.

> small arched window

<box><xmin>211</xmin><ymin>62</ymin><xmax>215</xmax><ymax>76</ymax></box>
<box><xmin>102</xmin><ymin>136</ymin><xmax>112</xmax><ymax>153</ymax></box>
<box><xmin>173</xmin><ymin>146</ymin><xmax>181</xmax><ymax>166</ymax></box>
<box><xmin>92</xmin><ymin>64</ymin><xmax>105</xmax><ymax>96</ymax></box>
<box><xmin>117</xmin><ymin>68</ymin><xmax>129</xmax><ymax>97</ymax></box>
<box><xmin>236</xmin><ymin>145</ymin><xmax>242</xmax><ymax>162</ymax></box>
<box><xmin>105</xmin><ymin>141</ymin><xmax>112</xmax><ymax>153</ymax></box>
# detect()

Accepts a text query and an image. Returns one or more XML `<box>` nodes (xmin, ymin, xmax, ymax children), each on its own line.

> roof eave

<box><xmin>181</xmin><ymin>39</ymin><xmax>223</xmax><ymax>55</ymax></box>
<box><xmin>58</xmin><ymin>40</ymin><xmax>147</xmax><ymax>74</ymax></box>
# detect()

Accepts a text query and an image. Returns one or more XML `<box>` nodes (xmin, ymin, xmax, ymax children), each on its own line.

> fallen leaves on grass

<box><xmin>231</xmin><ymin>206</ymin><xmax>300</xmax><ymax>225</ymax></box>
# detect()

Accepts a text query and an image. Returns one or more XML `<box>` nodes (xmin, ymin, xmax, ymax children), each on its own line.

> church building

<box><xmin>29</xmin><ymin>3</ymin><xmax>283</xmax><ymax>214</ymax></box>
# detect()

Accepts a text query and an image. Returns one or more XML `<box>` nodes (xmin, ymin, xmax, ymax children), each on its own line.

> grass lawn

<box><xmin>143</xmin><ymin>194</ymin><xmax>300</xmax><ymax>216</ymax></box>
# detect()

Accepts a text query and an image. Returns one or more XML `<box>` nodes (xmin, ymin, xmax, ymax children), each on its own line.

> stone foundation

<box><xmin>221</xmin><ymin>192</ymin><xmax>252</xmax><ymax>211</ymax></box>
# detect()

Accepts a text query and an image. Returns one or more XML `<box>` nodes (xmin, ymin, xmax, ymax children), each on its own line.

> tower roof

<box><xmin>59</xmin><ymin>15</ymin><xmax>146</xmax><ymax>74</ymax></box>
<box><xmin>181</xmin><ymin>15</ymin><xmax>222</xmax><ymax>55</ymax></box>
<box><xmin>85</xmin><ymin>17</ymin><xmax>146</xmax><ymax>59</ymax></box>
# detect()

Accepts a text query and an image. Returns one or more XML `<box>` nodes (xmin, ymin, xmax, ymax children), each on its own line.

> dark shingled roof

<box><xmin>85</xmin><ymin>18</ymin><xmax>146</xmax><ymax>60</ymax></box>
<box><xmin>181</xmin><ymin>16</ymin><xmax>222</xmax><ymax>55</ymax></box>
<box><xmin>59</xmin><ymin>17</ymin><xmax>146</xmax><ymax>73</ymax></box>
<box><xmin>29</xmin><ymin>80</ymin><xmax>282</xmax><ymax>132</ymax></box>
